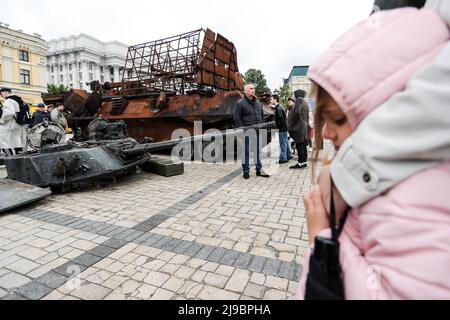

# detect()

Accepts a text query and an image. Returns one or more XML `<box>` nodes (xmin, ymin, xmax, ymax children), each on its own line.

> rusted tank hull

<box><xmin>117</xmin><ymin>118</ymin><xmax>234</xmax><ymax>143</ymax></box>
<box><xmin>97</xmin><ymin>91</ymin><xmax>247</xmax><ymax>142</ymax></box>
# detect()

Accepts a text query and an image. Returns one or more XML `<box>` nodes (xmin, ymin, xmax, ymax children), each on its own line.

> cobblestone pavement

<box><xmin>0</xmin><ymin>141</ymin><xmax>317</xmax><ymax>300</ymax></box>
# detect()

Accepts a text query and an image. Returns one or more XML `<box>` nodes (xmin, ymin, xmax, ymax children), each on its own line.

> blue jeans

<box><xmin>278</xmin><ymin>131</ymin><xmax>291</xmax><ymax>161</ymax></box>
<box><xmin>242</xmin><ymin>135</ymin><xmax>262</xmax><ymax>173</ymax></box>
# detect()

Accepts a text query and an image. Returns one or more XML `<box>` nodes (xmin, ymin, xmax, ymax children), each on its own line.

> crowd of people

<box><xmin>233</xmin><ymin>85</ymin><xmax>313</xmax><ymax>179</ymax></box>
<box><xmin>0</xmin><ymin>88</ymin><xmax>67</xmax><ymax>156</ymax></box>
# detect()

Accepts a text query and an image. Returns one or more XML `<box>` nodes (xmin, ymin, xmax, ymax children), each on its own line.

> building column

<box><xmin>64</xmin><ymin>63</ymin><xmax>70</xmax><ymax>87</ymax></box>
<box><xmin>105</xmin><ymin>66</ymin><xmax>111</xmax><ymax>82</ymax></box>
<box><xmin>95</xmin><ymin>63</ymin><xmax>100</xmax><ymax>82</ymax></box>
<box><xmin>51</xmin><ymin>58</ymin><xmax>57</xmax><ymax>85</ymax></box>
<box><xmin>47</xmin><ymin>65</ymin><xmax>52</xmax><ymax>85</ymax></box>
<box><xmin>71</xmin><ymin>60</ymin><xmax>77</xmax><ymax>89</ymax></box>
<box><xmin>81</xmin><ymin>61</ymin><xmax>89</xmax><ymax>90</ymax></box>
<box><xmin>92</xmin><ymin>62</ymin><xmax>97</xmax><ymax>82</ymax></box>
<box><xmin>58</xmin><ymin>62</ymin><xmax>63</xmax><ymax>86</ymax></box>
<box><xmin>99</xmin><ymin>64</ymin><xmax>104</xmax><ymax>83</ymax></box>
<box><xmin>113</xmin><ymin>66</ymin><xmax>120</xmax><ymax>83</ymax></box>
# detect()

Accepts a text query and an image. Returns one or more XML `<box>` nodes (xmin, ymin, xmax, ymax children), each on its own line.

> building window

<box><xmin>89</xmin><ymin>63</ymin><xmax>93</xmax><ymax>71</ymax></box>
<box><xmin>20</xmin><ymin>69</ymin><xmax>30</xmax><ymax>85</ymax></box>
<box><xmin>127</xmin><ymin>70</ymin><xmax>133</xmax><ymax>78</ymax></box>
<box><xmin>69</xmin><ymin>64</ymin><xmax>72</xmax><ymax>71</ymax></box>
<box><xmin>51</xmin><ymin>66</ymin><xmax>54</xmax><ymax>73</ymax></box>
<box><xmin>78</xmin><ymin>62</ymin><xmax>81</xmax><ymax>70</ymax></box>
<box><xmin>79</xmin><ymin>83</ymin><xmax>83</xmax><ymax>89</ymax></box>
<box><xmin>79</xmin><ymin>72</ymin><xmax>83</xmax><ymax>80</ymax></box>
<box><xmin>89</xmin><ymin>73</ymin><xmax>93</xmax><ymax>81</ymax></box>
<box><xmin>59</xmin><ymin>65</ymin><xmax>63</xmax><ymax>72</ymax></box>
<box><xmin>60</xmin><ymin>75</ymin><xmax>64</xmax><ymax>82</ymax></box>
<box><xmin>100</xmin><ymin>66</ymin><xmax>104</xmax><ymax>73</ymax></box>
<box><xmin>51</xmin><ymin>76</ymin><xmax>55</xmax><ymax>83</ymax></box>
<box><xmin>101</xmin><ymin>76</ymin><xmax>104</xmax><ymax>83</ymax></box>
<box><xmin>69</xmin><ymin>74</ymin><xmax>73</xmax><ymax>81</ymax></box>
<box><xmin>110</xmin><ymin>67</ymin><xmax>114</xmax><ymax>75</ymax></box>
<box><xmin>70</xmin><ymin>83</ymin><xmax>73</xmax><ymax>89</ymax></box>
<box><xmin>19</xmin><ymin>50</ymin><xmax>29</xmax><ymax>62</ymax></box>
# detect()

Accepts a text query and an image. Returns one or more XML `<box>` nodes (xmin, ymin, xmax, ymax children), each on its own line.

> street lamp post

<box><xmin>273</xmin><ymin>89</ymin><xmax>279</xmax><ymax>96</ymax></box>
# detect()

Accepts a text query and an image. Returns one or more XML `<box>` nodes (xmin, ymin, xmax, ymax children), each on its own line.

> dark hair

<box><xmin>56</xmin><ymin>102</ymin><xmax>64</xmax><ymax>108</ymax></box>
<box><xmin>271</xmin><ymin>94</ymin><xmax>279</xmax><ymax>102</ymax></box>
<box><xmin>373</xmin><ymin>0</ymin><xmax>426</xmax><ymax>12</ymax></box>
<box><xmin>294</xmin><ymin>89</ymin><xmax>306</xmax><ymax>99</ymax></box>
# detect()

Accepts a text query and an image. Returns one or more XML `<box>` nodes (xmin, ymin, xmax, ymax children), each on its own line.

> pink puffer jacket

<box><xmin>297</xmin><ymin>8</ymin><xmax>450</xmax><ymax>299</ymax></box>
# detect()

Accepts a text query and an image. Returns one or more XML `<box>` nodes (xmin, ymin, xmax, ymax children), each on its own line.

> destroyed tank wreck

<box><xmin>43</xmin><ymin>28</ymin><xmax>274</xmax><ymax>148</ymax></box>
<box><xmin>3</xmin><ymin>117</ymin><xmax>275</xmax><ymax>192</ymax></box>
<box><xmin>3</xmin><ymin>119</ymin><xmax>151</xmax><ymax>191</ymax></box>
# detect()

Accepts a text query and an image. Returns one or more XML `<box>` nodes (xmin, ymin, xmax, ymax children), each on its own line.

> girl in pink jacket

<box><xmin>297</xmin><ymin>7</ymin><xmax>450</xmax><ymax>299</ymax></box>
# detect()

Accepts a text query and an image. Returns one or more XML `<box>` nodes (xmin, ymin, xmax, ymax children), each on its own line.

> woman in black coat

<box><xmin>288</xmin><ymin>90</ymin><xmax>310</xmax><ymax>169</ymax></box>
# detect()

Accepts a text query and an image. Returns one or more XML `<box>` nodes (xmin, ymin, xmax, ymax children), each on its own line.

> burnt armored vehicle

<box><xmin>47</xmin><ymin>28</ymin><xmax>274</xmax><ymax>144</ymax></box>
<box><xmin>3</xmin><ymin>119</ymin><xmax>150</xmax><ymax>191</ymax></box>
<box><xmin>3</xmin><ymin>118</ymin><xmax>275</xmax><ymax>191</ymax></box>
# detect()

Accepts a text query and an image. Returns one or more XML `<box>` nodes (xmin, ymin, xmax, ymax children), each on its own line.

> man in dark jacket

<box><xmin>233</xmin><ymin>83</ymin><xmax>270</xmax><ymax>179</ymax></box>
<box><xmin>30</xmin><ymin>103</ymin><xmax>50</xmax><ymax>128</ymax></box>
<box><xmin>270</xmin><ymin>94</ymin><xmax>292</xmax><ymax>164</ymax></box>
<box><xmin>288</xmin><ymin>90</ymin><xmax>309</xmax><ymax>169</ymax></box>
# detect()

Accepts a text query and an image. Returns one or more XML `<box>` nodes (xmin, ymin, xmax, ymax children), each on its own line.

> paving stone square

<box><xmin>0</xmin><ymin>143</ymin><xmax>314</xmax><ymax>300</ymax></box>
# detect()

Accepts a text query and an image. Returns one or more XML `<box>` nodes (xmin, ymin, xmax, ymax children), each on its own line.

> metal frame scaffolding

<box><xmin>122</xmin><ymin>28</ymin><xmax>243</xmax><ymax>95</ymax></box>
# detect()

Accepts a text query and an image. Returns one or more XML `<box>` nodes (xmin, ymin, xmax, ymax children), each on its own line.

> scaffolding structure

<box><xmin>122</xmin><ymin>28</ymin><xmax>243</xmax><ymax>95</ymax></box>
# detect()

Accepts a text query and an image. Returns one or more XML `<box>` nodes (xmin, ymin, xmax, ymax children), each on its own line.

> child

<box><xmin>297</xmin><ymin>7</ymin><xmax>450</xmax><ymax>299</ymax></box>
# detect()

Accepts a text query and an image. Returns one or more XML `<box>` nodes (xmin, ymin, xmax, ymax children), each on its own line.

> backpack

<box><xmin>7</xmin><ymin>95</ymin><xmax>31</xmax><ymax>125</ymax></box>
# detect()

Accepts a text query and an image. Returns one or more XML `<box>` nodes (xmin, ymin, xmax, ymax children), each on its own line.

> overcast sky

<box><xmin>2</xmin><ymin>0</ymin><xmax>374</xmax><ymax>89</ymax></box>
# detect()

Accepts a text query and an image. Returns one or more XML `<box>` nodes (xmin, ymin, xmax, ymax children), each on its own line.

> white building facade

<box><xmin>46</xmin><ymin>33</ymin><xmax>128</xmax><ymax>91</ymax></box>
<box><xmin>284</xmin><ymin>66</ymin><xmax>313</xmax><ymax>97</ymax></box>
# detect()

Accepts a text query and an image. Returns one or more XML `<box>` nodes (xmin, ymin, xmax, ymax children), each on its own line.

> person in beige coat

<box><xmin>0</xmin><ymin>88</ymin><xmax>26</xmax><ymax>156</ymax></box>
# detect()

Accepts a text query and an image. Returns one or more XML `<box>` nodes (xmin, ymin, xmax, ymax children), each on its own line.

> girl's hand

<box><xmin>303</xmin><ymin>186</ymin><xmax>330</xmax><ymax>246</ymax></box>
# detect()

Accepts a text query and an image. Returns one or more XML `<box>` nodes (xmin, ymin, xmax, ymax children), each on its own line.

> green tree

<box><xmin>278</xmin><ymin>84</ymin><xmax>293</xmax><ymax>108</ymax></box>
<box><xmin>47</xmin><ymin>84</ymin><xmax>69</xmax><ymax>95</ymax></box>
<box><xmin>243</xmin><ymin>69</ymin><xmax>271</xmax><ymax>97</ymax></box>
